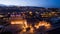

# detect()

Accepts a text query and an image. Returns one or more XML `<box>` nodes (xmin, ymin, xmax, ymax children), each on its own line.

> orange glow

<box><xmin>11</xmin><ymin>20</ymin><xmax>51</xmax><ymax>34</ymax></box>
<box><xmin>30</xmin><ymin>27</ymin><xmax>34</xmax><ymax>33</ymax></box>
<box><xmin>29</xmin><ymin>24</ymin><xmax>34</xmax><ymax>33</ymax></box>
<box><xmin>22</xmin><ymin>27</ymin><xmax>26</xmax><ymax>32</ymax></box>
<box><xmin>35</xmin><ymin>21</ymin><xmax>51</xmax><ymax>29</ymax></box>
<box><xmin>29</xmin><ymin>11</ymin><xmax>33</xmax><ymax>15</ymax></box>
<box><xmin>11</xmin><ymin>20</ymin><xmax>24</xmax><ymax>24</ymax></box>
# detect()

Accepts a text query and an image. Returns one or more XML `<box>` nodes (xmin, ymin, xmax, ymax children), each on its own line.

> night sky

<box><xmin>0</xmin><ymin>0</ymin><xmax>60</xmax><ymax>8</ymax></box>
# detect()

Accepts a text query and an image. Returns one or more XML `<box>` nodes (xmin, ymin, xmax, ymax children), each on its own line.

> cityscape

<box><xmin>0</xmin><ymin>0</ymin><xmax>60</xmax><ymax>34</ymax></box>
<box><xmin>0</xmin><ymin>6</ymin><xmax>60</xmax><ymax>34</ymax></box>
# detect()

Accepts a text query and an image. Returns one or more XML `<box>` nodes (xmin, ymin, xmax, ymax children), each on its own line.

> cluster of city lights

<box><xmin>11</xmin><ymin>20</ymin><xmax>51</xmax><ymax>34</ymax></box>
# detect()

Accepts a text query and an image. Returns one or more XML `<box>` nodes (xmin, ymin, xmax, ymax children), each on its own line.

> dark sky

<box><xmin>0</xmin><ymin>0</ymin><xmax>60</xmax><ymax>8</ymax></box>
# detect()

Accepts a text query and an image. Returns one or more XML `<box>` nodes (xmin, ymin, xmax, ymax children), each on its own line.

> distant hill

<box><xmin>0</xmin><ymin>4</ymin><xmax>59</xmax><ymax>13</ymax></box>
